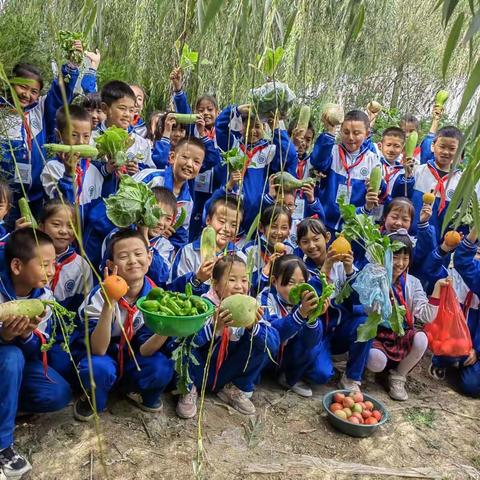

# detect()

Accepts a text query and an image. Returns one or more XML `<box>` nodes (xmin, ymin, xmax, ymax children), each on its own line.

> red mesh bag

<box><xmin>424</xmin><ymin>283</ymin><xmax>472</xmax><ymax>357</ymax></box>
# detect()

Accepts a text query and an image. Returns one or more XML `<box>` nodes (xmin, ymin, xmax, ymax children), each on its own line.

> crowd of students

<box><xmin>0</xmin><ymin>43</ymin><xmax>479</xmax><ymax>479</ymax></box>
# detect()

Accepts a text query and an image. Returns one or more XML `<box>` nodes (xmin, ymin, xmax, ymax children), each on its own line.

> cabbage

<box><xmin>96</xmin><ymin>126</ymin><xmax>135</xmax><ymax>167</ymax></box>
<box><xmin>105</xmin><ymin>176</ymin><xmax>164</xmax><ymax>228</ymax></box>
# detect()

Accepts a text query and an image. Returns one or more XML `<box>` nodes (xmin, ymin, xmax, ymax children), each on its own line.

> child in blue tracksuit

<box><xmin>0</xmin><ymin>229</ymin><xmax>72</xmax><ymax>478</ymax></box>
<box><xmin>0</xmin><ymin>180</ymin><xmax>13</xmax><ymax>242</ymax></box>
<box><xmin>309</xmin><ymin>110</ymin><xmax>382</xmax><ymax>236</ymax></box>
<box><xmin>448</xmin><ymin>231</ymin><xmax>480</xmax><ymax>396</ymax></box>
<box><xmin>259</xmin><ymin>255</ymin><xmax>328</xmax><ymax>397</ymax></box>
<box><xmin>41</xmin><ymin>105</ymin><xmax>104</xmax><ymax>228</ymax></box>
<box><xmin>391</xmin><ymin>126</ymin><xmax>463</xmax><ymax>241</ymax></box>
<box><xmin>295</xmin><ymin>217</ymin><xmax>369</xmax><ymax>391</ymax></box>
<box><xmin>133</xmin><ymin>136</ymin><xmax>206</xmax><ymax>249</ymax></box>
<box><xmin>175</xmin><ymin>254</ymin><xmax>279</xmax><ymax>418</ymax></box>
<box><xmin>74</xmin><ymin>229</ymin><xmax>174</xmax><ymax>421</ymax></box>
<box><xmin>288</xmin><ymin>120</ymin><xmax>315</xmax><ymax>181</ymax></box>
<box><xmin>130</xmin><ymin>84</ymin><xmax>147</xmax><ymax>138</ymax></box>
<box><xmin>0</xmin><ymin>59</ymin><xmax>83</xmax><ymax>227</ymax></box>
<box><xmin>243</xmin><ymin>204</ymin><xmax>294</xmax><ymax>294</ymax></box>
<box><xmin>214</xmin><ymin>104</ymin><xmax>298</xmax><ymax>232</ymax></box>
<box><xmin>150</xmin><ymin>113</ymin><xmax>186</xmax><ymax>169</ymax></box>
<box><xmin>171</xmin><ymin>194</ymin><xmax>243</xmax><ymax>281</ymax></box>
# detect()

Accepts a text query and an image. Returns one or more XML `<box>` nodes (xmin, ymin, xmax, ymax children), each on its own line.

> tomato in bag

<box><xmin>424</xmin><ymin>283</ymin><xmax>472</xmax><ymax>357</ymax></box>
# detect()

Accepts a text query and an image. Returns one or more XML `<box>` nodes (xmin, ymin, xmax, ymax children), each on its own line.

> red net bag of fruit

<box><xmin>424</xmin><ymin>283</ymin><xmax>472</xmax><ymax>356</ymax></box>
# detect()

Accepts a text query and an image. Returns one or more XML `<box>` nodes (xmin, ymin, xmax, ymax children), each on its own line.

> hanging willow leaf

<box><xmin>457</xmin><ymin>56</ymin><xmax>480</xmax><ymax>119</ymax></box>
<box><xmin>200</xmin><ymin>0</ymin><xmax>225</xmax><ymax>34</ymax></box>
<box><xmin>442</xmin><ymin>12</ymin><xmax>464</xmax><ymax>78</ymax></box>
<box><xmin>341</xmin><ymin>2</ymin><xmax>365</xmax><ymax>60</ymax></box>
<box><xmin>463</xmin><ymin>11</ymin><xmax>480</xmax><ymax>44</ymax></box>
<box><xmin>442</xmin><ymin>0</ymin><xmax>460</xmax><ymax>27</ymax></box>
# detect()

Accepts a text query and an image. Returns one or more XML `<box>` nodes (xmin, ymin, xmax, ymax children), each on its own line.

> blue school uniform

<box><xmin>0</xmin><ymin>276</ymin><xmax>72</xmax><ymax>449</ymax></box>
<box><xmin>76</xmin><ymin>278</ymin><xmax>174</xmax><ymax>411</ymax></box>
<box><xmin>215</xmin><ymin>105</ymin><xmax>298</xmax><ymax>231</ymax></box>
<box><xmin>188</xmin><ymin>293</ymin><xmax>280</xmax><ymax>393</ymax></box>
<box><xmin>259</xmin><ymin>288</ymin><xmax>330</xmax><ymax>386</ymax></box>
<box><xmin>391</xmin><ymin>161</ymin><xmax>462</xmax><ymax>241</ymax></box>
<box><xmin>309</xmin><ymin>133</ymin><xmax>383</xmax><ymax>234</ymax></box>
<box><xmin>41</xmin><ymin>157</ymin><xmax>104</xmax><ymax>226</ymax></box>
<box><xmin>419</xmin><ymin>133</ymin><xmax>435</xmax><ymax>164</ymax></box>
<box><xmin>133</xmin><ymin>167</ymin><xmax>194</xmax><ymax>249</ymax></box>
<box><xmin>131</xmin><ymin>116</ymin><xmax>147</xmax><ymax>138</ymax></box>
<box><xmin>0</xmin><ymin>64</ymin><xmax>80</xmax><ymax>226</ymax></box>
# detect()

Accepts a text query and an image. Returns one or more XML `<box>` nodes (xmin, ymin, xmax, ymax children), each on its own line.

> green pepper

<box><xmin>157</xmin><ymin>305</ymin><xmax>175</xmax><ymax>316</ymax></box>
<box><xmin>288</xmin><ymin>283</ymin><xmax>317</xmax><ymax>305</ymax></box>
<box><xmin>142</xmin><ymin>300</ymin><xmax>161</xmax><ymax>312</ymax></box>
<box><xmin>165</xmin><ymin>298</ymin><xmax>182</xmax><ymax>315</ymax></box>
<box><xmin>146</xmin><ymin>287</ymin><xmax>165</xmax><ymax>301</ymax></box>
<box><xmin>185</xmin><ymin>284</ymin><xmax>192</xmax><ymax>298</ymax></box>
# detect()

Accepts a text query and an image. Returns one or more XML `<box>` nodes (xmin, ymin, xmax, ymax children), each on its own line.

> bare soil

<box><xmin>17</xmin><ymin>353</ymin><xmax>480</xmax><ymax>480</ymax></box>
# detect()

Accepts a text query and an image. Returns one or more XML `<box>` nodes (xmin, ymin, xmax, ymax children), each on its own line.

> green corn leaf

<box><xmin>442</xmin><ymin>13</ymin><xmax>464</xmax><ymax>78</ymax></box>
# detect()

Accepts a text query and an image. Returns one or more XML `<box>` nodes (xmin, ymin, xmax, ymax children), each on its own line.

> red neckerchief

<box><xmin>117</xmin><ymin>298</ymin><xmax>138</xmax><ymax>378</ymax></box>
<box><xmin>297</xmin><ymin>157</ymin><xmax>307</xmax><ymax>180</ymax></box>
<box><xmin>239</xmin><ymin>143</ymin><xmax>266</xmax><ymax>174</ymax></box>
<box><xmin>32</xmin><ymin>329</ymin><xmax>51</xmax><ymax>380</ymax></box>
<box><xmin>51</xmin><ymin>252</ymin><xmax>77</xmax><ymax>292</ymax></box>
<box><xmin>212</xmin><ymin>326</ymin><xmax>230</xmax><ymax>390</ymax></box>
<box><xmin>22</xmin><ymin>111</ymin><xmax>33</xmax><ymax>151</ymax></box>
<box><xmin>463</xmin><ymin>291</ymin><xmax>474</xmax><ymax>318</ymax></box>
<box><xmin>338</xmin><ymin>146</ymin><xmax>366</xmax><ymax>190</ymax></box>
<box><xmin>427</xmin><ymin>163</ymin><xmax>449</xmax><ymax>214</ymax></box>
<box><xmin>393</xmin><ymin>274</ymin><xmax>413</xmax><ymax>328</ymax></box>
<box><xmin>205</xmin><ymin>127</ymin><xmax>215</xmax><ymax>141</ymax></box>
<box><xmin>75</xmin><ymin>159</ymin><xmax>90</xmax><ymax>200</ymax></box>
<box><xmin>132</xmin><ymin>115</ymin><xmax>140</xmax><ymax>126</ymax></box>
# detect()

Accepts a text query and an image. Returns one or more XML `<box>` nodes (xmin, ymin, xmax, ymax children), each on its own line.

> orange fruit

<box><xmin>103</xmin><ymin>275</ymin><xmax>128</xmax><ymax>301</ymax></box>
<box><xmin>422</xmin><ymin>192</ymin><xmax>435</xmax><ymax>205</ymax></box>
<box><xmin>444</xmin><ymin>231</ymin><xmax>461</xmax><ymax>248</ymax></box>
<box><xmin>274</xmin><ymin>242</ymin><xmax>287</xmax><ymax>254</ymax></box>
<box><xmin>329</xmin><ymin>235</ymin><xmax>351</xmax><ymax>255</ymax></box>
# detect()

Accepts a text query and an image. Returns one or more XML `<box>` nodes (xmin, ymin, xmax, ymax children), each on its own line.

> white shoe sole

<box><xmin>2</xmin><ymin>460</ymin><xmax>32</xmax><ymax>479</ymax></box>
<box><xmin>216</xmin><ymin>391</ymin><xmax>256</xmax><ymax>415</ymax></box>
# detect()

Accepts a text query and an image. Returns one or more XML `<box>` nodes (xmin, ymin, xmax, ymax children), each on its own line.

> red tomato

<box><xmin>365</xmin><ymin>417</ymin><xmax>378</xmax><ymax>425</ymax></box>
<box><xmin>361</xmin><ymin>409</ymin><xmax>372</xmax><ymax>419</ymax></box>
<box><xmin>372</xmin><ymin>410</ymin><xmax>382</xmax><ymax>421</ymax></box>
<box><xmin>358</xmin><ymin>402</ymin><xmax>367</xmax><ymax>410</ymax></box>
<box><xmin>330</xmin><ymin>402</ymin><xmax>343</xmax><ymax>413</ymax></box>
<box><xmin>351</xmin><ymin>412</ymin><xmax>364</xmax><ymax>423</ymax></box>
<box><xmin>342</xmin><ymin>397</ymin><xmax>355</xmax><ymax>409</ymax></box>
<box><xmin>333</xmin><ymin>392</ymin><xmax>346</xmax><ymax>403</ymax></box>
<box><xmin>364</xmin><ymin>401</ymin><xmax>374</xmax><ymax>411</ymax></box>
<box><xmin>352</xmin><ymin>392</ymin><xmax>364</xmax><ymax>403</ymax></box>
<box><xmin>348</xmin><ymin>416</ymin><xmax>360</xmax><ymax>424</ymax></box>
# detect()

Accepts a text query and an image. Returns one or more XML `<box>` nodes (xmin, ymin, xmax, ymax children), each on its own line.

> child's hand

<box><xmin>321</xmin><ymin>113</ymin><xmax>337</xmax><ymax>135</ymax></box>
<box><xmin>262</xmin><ymin>252</ymin><xmax>282</xmax><ymax>277</ymax></box>
<box><xmin>301</xmin><ymin>183</ymin><xmax>315</xmax><ymax>203</ymax></box>
<box><xmin>70</xmin><ymin>40</ymin><xmax>84</xmax><ymax>66</ymax></box>
<box><xmin>169</xmin><ymin>68</ymin><xmax>183</xmax><ymax>92</ymax></box>
<box><xmin>366</xmin><ymin>107</ymin><xmax>379</xmax><ymax>127</ymax></box>
<box><xmin>364</xmin><ymin>185</ymin><xmax>379</xmax><ymax>211</ymax></box>
<box><xmin>125</xmin><ymin>160</ymin><xmax>139</xmax><ymax>176</ymax></box>
<box><xmin>245</xmin><ymin>306</ymin><xmax>263</xmax><ymax>330</ymax></box>
<box><xmin>464</xmin><ymin>348</ymin><xmax>478</xmax><ymax>367</ymax></box>
<box><xmin>196</xmin><ymin>115</ymin><xmax>206</xmax><ymax>137</ymax></box>
<box><xmin>238</xmin><ymin>104</ymin><xmax>253</xmax><ymax>115</ymax></box>
<box><xmin>15</xmin><ymin>216</ymin><xmax>31</xmax><ymax>230</ymax></box>
<box><xmin>339</xmin><ymin>252</ymin><xmax>354</xmax><ymax>275</ymax></box>
<box><xmin>467</xmin><ymin>227</ymin><xmax>477</xmax><ymax>243</ymax></box>
<box><xmin>432</xmin><ymin>277</ymin><xmax>451</xmax><ymax>298</ymax></box>
<box><xmin>196</xmin><ymin>259</ymin><xmax>216</xmax><ymax>283</ymax></box>
<box><xmin>162</xmin><ymin>225</ymin><xmax>176</xmax><ymax>239</ymax></box>
<box><xmin>163</xmin><ymin>113</ymin><xmax>176</xmax><ymax>138</ymax></box>
<box><xmin>227</xmin><ymin>170</ymin><xmax>243</xmax><ymax>191</ymax></box>
<box><xmin>419</xmin><ymin>203</ymin><xmax>433</xmax><ymax>223</ymax></box>
<box><xmin>432</xmin><ymin>105</ymin><xmax>443</xmax><ymax>120</ymax></box>
<box><xmin>268</xmin><ymin>174</ymin><xmax>279</xmax><ymax>198</ymax></box>
<box><xmin>138</xmin><ymin>225</ymin><xmax>150</xmax><ymax>244</ymax></box>
<box><xmin>214</xmin><ymin>306</ymin><xmax>233</xmax><ymax>333</ymax></box>
<box><xmin>0</xmin><ymin>315</ymin><xmax>31</xmax><ymax>342</ymax></box>
<box><xmin>101</xmin><ymin>266</ymin><xmax>120</xmax><ymax>304</ymax></box>
<box><xmin>299</xmin><ymin>291</ymin><xmax>318</xmax><ymax>318</ymax></box>
<box><xmin>403</xmin><ymin>158</ymin><xmax>415</xmax><ymax>178</ymax></box>
<box><xmin>85</xmin><ymin>49</ymin><xmax>101</xmax><ymax>69</ymax></box>
<box><xmin>20</xmin><ymin>314</ymin><xmax>44</xmax><ymax>340</ymax></box>
<box><xmin>322</xmin><ymin>249</ymin><xmax>348</xmax><ymax>276</ymax></box>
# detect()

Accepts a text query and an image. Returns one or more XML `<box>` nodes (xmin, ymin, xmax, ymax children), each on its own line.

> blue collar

<box><xmin>0</xmin><ymin>272</ymin><xmax>46</xmax><ymax>300</ymax></box>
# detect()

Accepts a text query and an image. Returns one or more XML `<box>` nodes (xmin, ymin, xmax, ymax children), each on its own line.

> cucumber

<box><xmin>172</xmin><ymin>113</ymin><xmax>199</xmax><ymax>124</ymax></box>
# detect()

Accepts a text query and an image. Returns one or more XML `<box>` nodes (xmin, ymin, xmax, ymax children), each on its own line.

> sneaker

<box><xmin>0</xmin><ymin>469</ymin><xmax>5</xmax><ymax>480</ymax></box>
<box><xmin>428</xmin><ymin>362</ymin><xmax>446</xmax><ymax>381</ymax></box>
<box><xmin>388</xmin><ymin>370</ymin><xmax>408</xmax><ymax>401</ymax></box>
<box><xmin>338</xmin><ymin>372</ymin><xmax>361</xmax><ymax>393</ymax></box>
<box><xmin>126</xmin><ymin>392</ymin><xmax>163</xmax><ymax>413</ymax></box>
<box><xmin>217</xmin><ymin>383</ymin><xmax>256</xmax><ymax>415</ymax></box>
<box><xmin>278</xmin><ymin>374</ymin><xmax>312</xmax><ymax>397</ymax></box>
<box><xmin>73</xmin><ymin>395</ymin><xmax>95</xmax><ymax>422</ymax></box>
<box><xmin>0</xmin><ymin>446</ymin><xmax>32</xmax><ymax>479</ymax></box>
<box><xmin>176</xmin><ymin>386</ymin><xmax>198</xmax><ymax>419</ymax></box>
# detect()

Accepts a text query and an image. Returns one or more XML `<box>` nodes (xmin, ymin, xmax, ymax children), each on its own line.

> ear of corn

<box><xmin>172</xmin><ymin>113</ymin><xmax>199</xmax><ymax>124</ymax></box>
<box><xmin>44</xmin><ymin>144</ymin><xmax>99</xmax><ymax>158</ymax></box>
<box><xmin>297</xmin><ymin>105</ymin><xmax>311</xmax><ymax>130</ymax></box>
<box><xmin>434</xmin><ymin>90</ymin><xmax>449</xmax><ymax>108</ymax></box>
<box><xmin>369</xmin><ymin>166</ymin><xmax>382</xmax><ymax>194</ymax></box>
<box><xmin>200</xmin><ymin>225</ymin><xmax>217</xmax><ymax>262</ymax></box>
<box><xmin>404</xmin><ymin>131</ymin><xmax>418</xmax><ymax>159</ymax></box>
<box><xmin>18</xmin><ymin>197</ymin><xmax>38</xmax><ymax>228</ymax></box>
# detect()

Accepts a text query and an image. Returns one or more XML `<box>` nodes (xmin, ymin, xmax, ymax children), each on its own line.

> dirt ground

<box><xmin>16</xmin><ymin>352</ymin><xmax>480</xmax><ymax>480</ymax></box>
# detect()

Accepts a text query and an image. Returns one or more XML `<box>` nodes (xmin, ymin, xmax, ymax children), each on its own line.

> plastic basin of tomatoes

<box><xmin>322</xmin><ymin>390</ymin><xmax>389</xmax><ymax>438</ymax></box>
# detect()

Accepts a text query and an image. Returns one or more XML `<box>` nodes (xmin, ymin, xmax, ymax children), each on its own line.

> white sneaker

<box><xmin>388</xmin><ymin>370</ymin><xmax>408</xmax><ymax>401</ymax></box>
<box><xmin>176</xmin><ymin>386</ymin><xmax>198</xmax><ymax>419</ymax></box>
<box><xmin>278</xmin><ymin>374</ymin><xmax>313</xmax><ymax>397</ymax></box>
<box><xmin>338</xmin><ymin>372</ymin><xmax>361</xmax><ymax>392</ymax></box>
<box><xmin>0</xmin><ymin>469</ymin><xmax>6</xmax><ymax>480</ymax></box>
<box><xmin>0</xmin><ymin>446</ymin><xmax>32</xmax><ymax>479</ymax></box>
<box><xmin>217</xmin><ymin>383</ymin><xmax>256</xmax><ymax>415</ymax></box>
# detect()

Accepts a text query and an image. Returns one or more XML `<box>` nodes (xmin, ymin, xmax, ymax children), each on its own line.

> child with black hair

<box><xmin>259</xmin><ymin>255</ymin><xmax>328</xmax><ymax>397</ymax></box>
<box><xmin>365</xmin><ymin>232</ymin><xmax>448</xmax><ymax>400</ymax></box>
<box><xmin>0</xmin><ymin>229</ymin><xmax>72</xmax><ymax>478</ymax></box>
<box><xmin>171</xmin><ymin>194</ymin><xmax>243</xmax><ymax>292</ymax></box>
<box><xmin>0</xmin><ymin>180</ymin><xmax>13</xmax><ymax>241</ymax></box>
<box><xmin>130</xmin><ymin>84</ymin><xmax>147</xmax><ymax>138</ymax></box>
<box><xmin>309</xmin><ymin>110</ymin><xmax>384</xmax><ymax>236</ymax></box>
<box><xmin>392</xmin><ymin>126</ymin><xmax>463</xmax><ymax>242</ymax></box>
<box><xmin>176</xmin><ymin>254</ymin><xmax>279</xmax><ymax>418</ymax></box>
<box><xmin>41</xmin><ymin>105</ymin><xmax>104</xmax><ymax>226</ymax></box>
<box><xmin>400</xmin><ymin>114</ymin><xmax>422</xmax><ymax>163</ymax></box>
<box><xmin>243</xmin><ymin>204</ymin><xmax>293</xmax><ymax>293</ymax></box>
<box><xmin>81</xmin><ymin>93</ymin><xmax>106</xmax><ymax>130</ymax></box>
<box><xmin>151</xmin><ymin>112</ymin><xmax>187</xmax><ymax>169</ymax></box>
<box><xmin>0</xmin><ymin>47</ymin><xmax>85</xmax><ymax>226</ymax></box>
<box><xmin>74</xmin><ymin>229</ymin><xmax>174</xmax><ymax>421</ymax></box>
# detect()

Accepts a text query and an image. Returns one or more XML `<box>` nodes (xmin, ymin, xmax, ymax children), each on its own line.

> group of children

<box><xmin>0</xmin><ymin>45</ymin><xmax>479</xmax><ymax>479</ymax></box>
